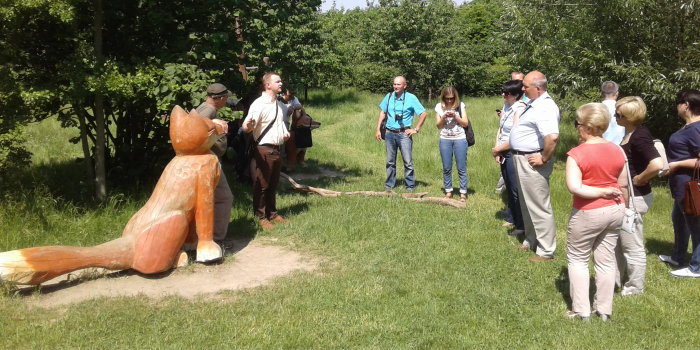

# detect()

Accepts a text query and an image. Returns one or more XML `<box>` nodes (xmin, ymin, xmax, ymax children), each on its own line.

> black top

<box><xmin>621</xmin><ymin>126</ymin><xmax>660</xmax><ymax>196</ymax></box>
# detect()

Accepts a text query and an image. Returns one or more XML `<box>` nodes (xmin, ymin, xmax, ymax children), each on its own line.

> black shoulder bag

<box><xmin>455</xmin><ymin>104</ymin><xmax>475</xmax><ymax>146</ymax></box>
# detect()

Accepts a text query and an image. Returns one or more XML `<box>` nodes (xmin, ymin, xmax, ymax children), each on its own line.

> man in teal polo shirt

<box><xmin>374</xmin><ymin>76</ymin><xmax>427</xmax><ymax>191</ymax></box>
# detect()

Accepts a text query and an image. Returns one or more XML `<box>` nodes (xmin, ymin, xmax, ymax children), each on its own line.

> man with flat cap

<box><xmin>196</xmin><ymin>83</ymin><xmax>234</xmax><ymax>245</ymax></box>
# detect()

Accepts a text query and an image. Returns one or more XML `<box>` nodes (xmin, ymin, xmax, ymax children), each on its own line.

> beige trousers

<box><xmin>567</xmin><ymin>203</ymin><xmax>623</xmax><ymax>316</ymax></box>
<box><xmin>214</xmin><ymin>170</ymin><xmax>234</xmax><ymax>241</ymax></box>
<box><xmin>615</xmin><ymin>193</ymin><xmax>652</xmax><ymax>294</ymax></box>
<box><xmin>513</xmin><ymin>154</ymin><xmax>556</xmax><ymax>257</ymax></box>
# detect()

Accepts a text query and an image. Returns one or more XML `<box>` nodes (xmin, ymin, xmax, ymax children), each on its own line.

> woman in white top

<box><xmin>491</xmin><ymin>80</ymin><xmax>527</xmax><ymax>233</ymax></box>
<box><xmin>435</xmin><ymin>86</ymin><xmax>469</xmax><ymax>201</ymax></box>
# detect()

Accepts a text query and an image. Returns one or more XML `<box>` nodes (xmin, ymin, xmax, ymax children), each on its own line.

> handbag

<box><xmin>294</xmin><ymin>115</ymin><xmax>313</xmax><ymax>148</ymax></box>
<box><xmin>683</xmin><ymin>159</ymin><xmax>700</xmax><ymax>216</ymax></box>
<box><xmin>454</xmin><ymin>106</ymin><xmax>475</xmax><ymax>146</ymax></box>
<box><xmin>619</xmin><ymin>145</ymin><xmax>641</xmax><ymax>234</ymax></box>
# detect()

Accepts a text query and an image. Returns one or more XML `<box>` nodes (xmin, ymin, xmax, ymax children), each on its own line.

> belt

<box><xmin>513</xmin><ymin>149</ymin><xmax>542</xmax><ymax>155</ymax></box>
<box><xmin>258</xmin><ymin>144</ymin><xmax>280</xmax><ymax>149</ymax></box>
<box><xmin>387</xmin><ymin>128</ymin><xmax>411</xmax><ymax>133</ymax></box>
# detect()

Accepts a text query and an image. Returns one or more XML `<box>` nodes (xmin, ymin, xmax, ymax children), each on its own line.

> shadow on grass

<box><xmin>646</xmin><ymin>237</ymin><xmax>675</xmax><ymax>257</ymax></box>
<box><xmin>305</xmin><ymin>89</ymin><xmax>362</xmax><ymax>108</ymax></box>
<box><xmin>555</xmin><ymin>267</ymin><xmax>572</xmax><ymax>310</ymax></box>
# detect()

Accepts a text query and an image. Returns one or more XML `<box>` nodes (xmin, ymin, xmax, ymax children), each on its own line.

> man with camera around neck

<box><xmin>375</xmin><ymin>76</ymin><xmax>427</xmax><ymax>192</ymax></box>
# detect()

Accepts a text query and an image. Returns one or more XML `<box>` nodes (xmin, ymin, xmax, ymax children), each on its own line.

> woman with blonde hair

<box><xmin>565</xmin><ymin>103</ymin><xmax>626</xmax><ymax>321</ymax></box>
<box><xmin>614</xmin><ymin>96</ymin><xmax>662</xmax><ymax>295</ymax></box>
<box><xmin>435</xmin><ymin>86</ymin><xmax>469</xmax><ymax>200</ymax></box>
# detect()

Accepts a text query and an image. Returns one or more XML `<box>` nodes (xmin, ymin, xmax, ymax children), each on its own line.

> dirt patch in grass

<box><xmin>21</xmin><ymin>239</ymin><xmax>319</xmax><ymax>308</ymax></box>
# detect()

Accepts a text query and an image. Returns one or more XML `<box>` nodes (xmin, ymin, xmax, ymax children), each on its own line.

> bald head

<box><xmin>393</xmin><ymin>76</ymin><xmax>407</xmax><ymax>95</ymax></box>
<box><xmin>523</xmin><ymin>71</ymin><xmax>548</xmax><ymax>100</ymax></box>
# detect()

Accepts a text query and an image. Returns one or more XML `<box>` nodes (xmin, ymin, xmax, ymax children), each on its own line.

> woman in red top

<box><xmin>565</xmin><ymin>103</ymin><xmax>627</xmax><ymax>321</ymax></box>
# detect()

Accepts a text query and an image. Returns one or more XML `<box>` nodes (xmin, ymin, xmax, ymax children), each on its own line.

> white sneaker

<box><xmin>659</xmin><ymin>255</ymin><xmax>680</xmax><ymax>266</ymax></box>
<box><xmin>620</xmin><ymin>286</ymin><xmax>643</xmax><ymax>296</ymax></box>
<box><xmin>670</xmin><ymin>267</ymin><xmax>700</xmax><ymax>278</ymax></box>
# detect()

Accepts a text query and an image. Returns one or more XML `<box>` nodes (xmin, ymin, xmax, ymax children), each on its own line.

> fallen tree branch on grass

<box><xmin>280</xmin><ymin>173</ymin><xmax>466</xmax><ymax>208</ymax></box>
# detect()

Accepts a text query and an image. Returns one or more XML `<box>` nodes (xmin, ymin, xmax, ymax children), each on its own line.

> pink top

<box><xmin>567</xmin><ymin>142</ymin><xmax>626</xmax><ymax>210</ymax></box>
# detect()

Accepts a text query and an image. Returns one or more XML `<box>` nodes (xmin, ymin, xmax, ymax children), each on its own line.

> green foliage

<box><xmin>0</xmin><ymin>0</ymin><xmax>322</xmax><ymax>193</ymax></box>
<box><xmin>501</xmin><ymin>0</ymin><xmax>700</xmax><ymax>140</ymax></box>
<box><xmin>319</xmin><ymin>0</ymin><xmax>509</xmax><ymax>97</ymax></box>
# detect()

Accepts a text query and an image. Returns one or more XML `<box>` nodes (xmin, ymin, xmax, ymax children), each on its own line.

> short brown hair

<box><xmin>262</xmin><ymin>72</ymin><xmax>280</xmax><ymax>85</ymax></box>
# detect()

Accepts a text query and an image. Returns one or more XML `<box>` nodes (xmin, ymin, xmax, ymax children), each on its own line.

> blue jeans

<box><xmin>671</xmin><ymin>200</ymin><xmax>700</xmax><ymax>270</ymax></box>
<box><xmin>501</xmin><ymin>152</ymin><xmax>524</xmax><ymax>230</ymax></box>
<box><xmin>438</xmin><ymin>138</ymin><xmax>468</xmax><ymax>193</ymax></box>
<box><xmin>385</xmin><ymin>131</ymin><xmax>414</xmax><ymax>190</ymax></box>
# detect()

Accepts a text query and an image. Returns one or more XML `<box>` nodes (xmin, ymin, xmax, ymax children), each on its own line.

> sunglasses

<box><xmin>614</xmin><ymin>112</ymin><xmax>624</xmax><ymax>119</ymax></box>
<box><xmin>444</xmin><ymin>97</ymin><xmax>455</xmax><ymax>101</ymax></box>
<box><xmin>574</xmin><ymin>119</ymin><xmax>581</xmax><ymax>128</ymax></box>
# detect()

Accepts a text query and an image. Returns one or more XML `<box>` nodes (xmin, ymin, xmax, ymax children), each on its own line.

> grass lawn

<box><xmin>0</xmin><ymin>88</ymin><xmax>698</xmax><ymax>349</ymax></box>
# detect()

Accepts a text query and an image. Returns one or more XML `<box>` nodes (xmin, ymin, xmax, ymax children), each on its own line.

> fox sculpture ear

<box><xmin>169</xmin><ymin>106</ymin><xmax>213</xmax><ymax>156</ymax></box>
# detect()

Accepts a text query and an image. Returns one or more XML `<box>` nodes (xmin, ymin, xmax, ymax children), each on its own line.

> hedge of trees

<box><xmin>1</xmin><ymin>0</ymin><xmax>697</xmax><ymax>197</ymax></box>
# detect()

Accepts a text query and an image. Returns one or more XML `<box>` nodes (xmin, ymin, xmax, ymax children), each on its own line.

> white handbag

<box><xmin>619</xmin><ymin>146</ymin><xmax>642</xmax><ymax>235</ymax></box>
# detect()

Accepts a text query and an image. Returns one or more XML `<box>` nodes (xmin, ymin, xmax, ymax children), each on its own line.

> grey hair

<box><xmin>532</xmin><ymin>75</ymin><xmax>548</xmax><ymax>90</ymax></box>
<box><xmin>601</xmin><ymin>81</ymin><xmax>619</xmax><ymax>98</ymax></box>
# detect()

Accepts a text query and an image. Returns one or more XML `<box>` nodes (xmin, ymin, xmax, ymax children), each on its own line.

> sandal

<box><xmin>444</xmin><ymin>193</ymin><xmax>453</xmax><ymax>199</ymax></box>
<box><xmin>459</xmin><ymin>194</ymin><xmax>467</xmax><ymax>201</ymax></box>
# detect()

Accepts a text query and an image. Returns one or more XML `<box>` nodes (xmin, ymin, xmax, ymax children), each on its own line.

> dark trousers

<box><xmin>500</xmin><ymin>152</ymin><xmax>524</xmax><ymax>230</ymax></box>
<box><xmin>251</xmin><ymin>145</ymin><xmax>282</xmax><ymax>220</ymax></box>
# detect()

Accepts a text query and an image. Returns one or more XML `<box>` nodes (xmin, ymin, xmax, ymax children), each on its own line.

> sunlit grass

<box><xmin>0</xmin><ymin>88</ymin><xmax>693</xmax><ymax>349</ymax></box>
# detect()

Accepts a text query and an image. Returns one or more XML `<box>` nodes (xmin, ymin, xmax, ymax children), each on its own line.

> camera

<box><xmin>395</xmin><ymin>113</ymin><xmax>403</xmax><ymax>121</ymax></box>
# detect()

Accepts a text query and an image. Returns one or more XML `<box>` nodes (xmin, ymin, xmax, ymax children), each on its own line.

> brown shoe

<box><xmin>271</xmin><ymin>215</ymin><xmax>289</xmax><ymax>224</ymax></box>
<box><xmin>516</xmin><ymin>244</ymin><xmax>530</xmax><ymax>251</ymax></box>
<box><xmin>528</xmin><ymin>255</ymin><xmax>554</xmax><ymax>262</ymax></box>
<box><xmin>260</xmin><ymin>219</ymin><xmax>275</xmax><ymax>230</ymax></box>
<box><xmin>459</xmin><ymin>194</ymin><xmax>467</xmax><ymax>201</ymax></box>
<box><xmin>444</xmin><ymin>192</ymin><xmax>453</xmax><ymax>199</ymax></box>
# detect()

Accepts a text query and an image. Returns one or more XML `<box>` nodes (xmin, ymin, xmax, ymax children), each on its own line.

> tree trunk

<box><xmin>93</xmin><ymin>0</ymin><xmax>107</xmax><ymax>201</ymax></box>
<box><xmin>77</xmin><ymin>106</ymin><xmax>95</xmax><ymax>191</ymax></box>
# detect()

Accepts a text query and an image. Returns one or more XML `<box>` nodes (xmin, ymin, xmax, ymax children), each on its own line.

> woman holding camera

<box><xmin>565</xmin><ymin>103</ymin><xmax>626</xmax><ymax>321</ymax></box>
<box><xmin>491</xmin><ymin>80</ymin><xmax>527</xmax><ymax>234</ymax></box>
<box><xmin>613</xmin><ymin>96</ymin><xmax>662</xmax><ymax>295</ymax></box>
<box><xmin>435</xmin><ymin>86</ymin><xmax>469</xmax><ymax>201</ymax></box>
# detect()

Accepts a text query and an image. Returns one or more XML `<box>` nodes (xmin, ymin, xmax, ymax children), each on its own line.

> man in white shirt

<box><xmin>242</xmin><ymin>73</ymin><xmax>291</xmax><ymax>230</ymax></box>
<box><xmin>509</xmin><ymin>71</ymin><xmax>560</xmax><ymax>261</ymax></box>
<box><xmin>600</xmin><ymin>81</ymin><xmax>624</xmax><ymax>144</ymax></box>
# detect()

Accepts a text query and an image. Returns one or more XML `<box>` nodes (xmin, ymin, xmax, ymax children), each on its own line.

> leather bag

<box><xmin>683</xmin><ymin>159</ymin><xmax>700</xmax><ymax>216</ymax></box>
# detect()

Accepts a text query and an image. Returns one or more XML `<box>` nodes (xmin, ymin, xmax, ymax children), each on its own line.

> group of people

<box><xmin>373</xmin><ymin>72</ymin><xmax>700</xmax><ymax>321</ymax></box>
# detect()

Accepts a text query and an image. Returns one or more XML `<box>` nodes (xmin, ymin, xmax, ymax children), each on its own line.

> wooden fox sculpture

<box><xmin>0</xmin><ymin>105</ymin><xmax>224</xmax><ymax>285</ymax></box>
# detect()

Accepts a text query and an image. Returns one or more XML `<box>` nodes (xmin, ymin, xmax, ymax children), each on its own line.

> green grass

<box><xmin>0</xmin><ymin>89</ymin><xmax>697</xmax><ymax>349</ymax></box>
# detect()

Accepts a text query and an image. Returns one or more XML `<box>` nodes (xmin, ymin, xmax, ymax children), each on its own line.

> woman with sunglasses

<box><xmin>565</xmin><ymin>103</ymin><xmax>626</xmax><ymax>321</ymax></box>
<box><xmin>491</xmin><ymin>80</ymin><xmax>527</xmax><ymax>234</ymax></box>
<box><xmin>661</xmin><ymin>89</ymin><xmax>700</xmax><ymax>278</ymax></box>
<box><xmin>614</xmin><ymin>96</ymin><xmax>663</xmax><ymax>295</ymax></box>
<box><xmin>435</xmin><ymin>86</ymin><xmax>469</xmax><ymax>201</ymax></box>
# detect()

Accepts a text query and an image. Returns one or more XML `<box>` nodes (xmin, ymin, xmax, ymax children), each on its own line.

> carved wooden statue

<box><xmin>0</xmin><ymin>106</ymin><xmax>224</xmax><ymax>285</ymax></box>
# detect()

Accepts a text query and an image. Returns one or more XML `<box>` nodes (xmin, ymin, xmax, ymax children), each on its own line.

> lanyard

<box><xmin>392</xmin><ymin>91</ymin><xmax>407</xmax><ymax>117</ymax></box>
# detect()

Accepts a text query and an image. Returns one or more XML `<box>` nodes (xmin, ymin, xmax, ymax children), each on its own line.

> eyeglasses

<box><xmin>574</xmin><ymin>119</ymin><xmax>581</xmax><ymax>128</ymax></box>
<box><xmin>444</xmin><ymin>97</ymin><xmax>455</xmax><ymax>101</ymax></box>
<box><xmin>614</xmin><ymin>112</ymin><xmax>624</xmax><ymax>119</ymax></box>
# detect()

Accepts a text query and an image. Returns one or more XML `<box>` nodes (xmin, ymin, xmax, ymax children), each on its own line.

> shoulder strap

<box><xmin>616</xmin><ymin>144</ymin><xmax>637</xmax><ymax>211</ymax></box>
<box><xmin>254</xmin><ymin>102</ymin><xmax>279</xmax><ymax>145</ymax></box>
